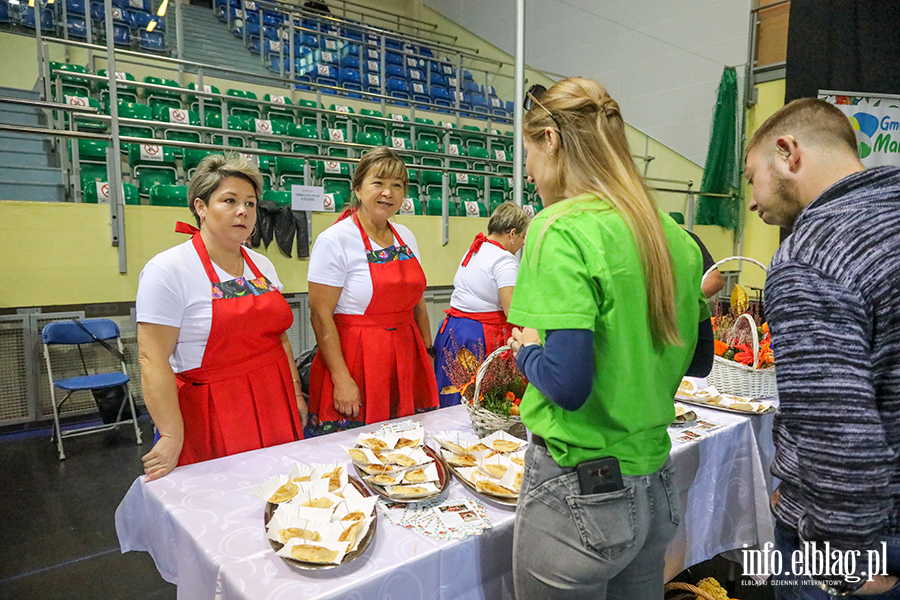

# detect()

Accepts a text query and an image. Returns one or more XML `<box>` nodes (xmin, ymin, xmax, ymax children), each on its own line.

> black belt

<box><xmin>531</xmin><ymin>434</ymin><xmax>547</xmax><ymax>448</ymax></box>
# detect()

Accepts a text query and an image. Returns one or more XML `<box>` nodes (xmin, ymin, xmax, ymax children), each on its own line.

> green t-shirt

<box><xmin>507</xmin><ymin>194</ymin><xmax>710</xmax><ymax>474</ymax></box>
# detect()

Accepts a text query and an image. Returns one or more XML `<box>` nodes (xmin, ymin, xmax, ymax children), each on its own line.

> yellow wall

<box><xmin>735</xmin><ymin>78</ymin><xmax>786</xmax><ymax>290</ymax></box>
<box><xmin>0</xmin><ymin>201</ymin><xmax>486</xmax><ymax>307</ymax></box>
<box><xmin>0</xmin><ymin>6</ymin><xmax>733</xmax><ymax>307</ymax></box>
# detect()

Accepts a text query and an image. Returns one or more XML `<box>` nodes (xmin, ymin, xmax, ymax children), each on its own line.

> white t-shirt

<box><xmin>450</xmin><ymin>242</ymin><xmax>519</xmax><ymax>313</ymax></box>
<box><xmin>135</xmin><ymin>239</ymin><xmax>284</xmax><ymax>373</ymax></box>
<box><xmin>307</xmin><ymin>218</ymin><xmax>421</xmax><ymax>315</ymax></box>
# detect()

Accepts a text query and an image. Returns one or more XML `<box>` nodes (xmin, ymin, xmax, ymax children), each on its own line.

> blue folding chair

<box><xmin>42</xmin><ymin>318</ymin><xmax>142</xmax><ymax>460</ymax></box>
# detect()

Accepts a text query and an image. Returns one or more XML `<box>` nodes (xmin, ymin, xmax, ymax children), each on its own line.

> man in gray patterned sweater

<box><xmin>746</xmin><ymin>98</ymin><xmax>900</xmax><ymax>598</ymax></box>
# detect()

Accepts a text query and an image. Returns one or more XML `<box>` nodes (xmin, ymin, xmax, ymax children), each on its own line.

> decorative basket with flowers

<box><xmin>440</xmin><ymin>334</ymin><xmax>528</xmax><ymax>439</ymax></box>
<box><xmin>705</xmin><ymin>256</ymin><xmax>777</xmax><ymax>399</ymax></box>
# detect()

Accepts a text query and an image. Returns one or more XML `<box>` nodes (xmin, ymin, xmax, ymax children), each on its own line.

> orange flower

<box><xmin>714</xmin><ymin>340</ymin><xmax>729</xmax><ymax>356</ymax></box>
<box><xmin>733</xmin><ymin>344</ymin><xmax>755</xmax><ymax>366</ymax></box>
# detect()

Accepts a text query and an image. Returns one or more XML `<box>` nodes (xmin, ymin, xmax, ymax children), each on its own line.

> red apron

<box><xmin>438</xmin><ymin>232</ymin><xmax>513</xmax><ymax>352</ymax></box>
<box><xmin>441</xmin><ymin>307</ymin><xmax>512</xmax><ymax>354</ymax></box>
<box><xmin>175</xmin><ymin>233</ymin><xmax>303</xmax><ymax>466</ymax></box>
<box><xmin>309</xmin><ymin>211</ymin><xmax>439</xmax><ymax>424</ymax></box>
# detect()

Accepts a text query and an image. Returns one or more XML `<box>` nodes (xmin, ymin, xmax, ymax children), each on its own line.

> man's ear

<box><xmin>775</xmin><ymin>135</ymin><xmax>801</xmax><ymax>173</ymax></box>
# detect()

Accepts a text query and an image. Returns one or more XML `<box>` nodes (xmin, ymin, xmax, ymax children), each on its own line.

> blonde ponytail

<box><xmin>525</xmin><ymin>78</ymin><xmax>682</xmax><ymax>348</ymax></box>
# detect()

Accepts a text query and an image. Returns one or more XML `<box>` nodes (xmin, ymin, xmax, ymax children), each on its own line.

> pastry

<box><xmin>341</xmin><ymin>510</ymin><xmax>366</xmax><ymax>522</ymax></box>
<box><xmin>467</xmin><ymin>443</ymin><xmax>490</xmax><ymax>453</ymax></box>
<box><xmin>391</xmin><ymin>485</ymin><xmax>428</xmax><ymax>497</ymax></box>
<box><xmin>347</xmin><ymin>448</ymin><xmax>368</xmax><ymax>463</ymax></box>
<box><xmin>385</xmin><ymin>453</ymin><xmax>417</xmax><ymax>467</ymax></box>
<box><xmin>290</xmin><ymin>545</ymin><xmax>339</xmax><ymax>564</ymax></box>
<box><xmin>483</xmin><ymin>463</ymin><xmax>507</xmax><ymax>479</ymax></box>
<box><xmin>404</xmin><ymin>468</ymin><xmax>427</xmax><ymax>483</ymax></box>
<box><xmin>321</xmin><ymin>467</ymin><xmax>342</xmax><ymax>492</ymax></box>
<box><xmin>447</xmin><ymin>455</ymin><xmax>477</xmax><ymax>468</ymax></box>
<box><xmin>394</xmin><ymin>437</ymin><xmax>418</xmax><ymax>449</ymax></box>
<box><xmin>268</xmin><ymin>480</ymin><xmax>299</xmax><ymax>504</ymax></box>
<box><xmin>476</xmin><ymin>479</ymin><xmax>517</xmax><ymax>498</ymax></box>
<box><xmin>300</xmin><ymin>497</ymin><xmax>334</xmax><ymax>509</ymax></box>
<box><xmin>279</xmin><ymin>527</ymin><xmax>320</xmax><ymax>543</ymax></box>
<box><xmin>492</xmin><ymin>440</ymin><xmax>520</xmax><ymax>453</ymax></box>
<box><xmin>359</xmin><ymin>437</ymin><xmax>388</xmax><ymax>451</ymax></box>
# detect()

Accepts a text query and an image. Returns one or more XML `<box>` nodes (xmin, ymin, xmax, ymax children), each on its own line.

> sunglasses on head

<box><xmin>524</xmin><ymin>84</ymin><xmax>563</xmax><ymax>137</ymax></box>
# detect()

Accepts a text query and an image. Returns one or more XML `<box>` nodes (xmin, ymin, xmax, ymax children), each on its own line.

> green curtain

<box><xmin>696</xmin><ymin>67</ymin><xmax>742</xmax><ymax>229</ymax></box>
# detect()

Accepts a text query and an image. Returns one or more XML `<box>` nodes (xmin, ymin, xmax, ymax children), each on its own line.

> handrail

<box><xmin>254</xmin><ymin>0</ymin><xmax>484</xmax><ymax>62</ymax></box>
<box><xmin>46</xmin><ymin>39</ymin><xmax>515</xmax><ymax>125</ymax></box>
<box><xmin>55</xmin><ymin>69</ymin><xmax>514</xmax><ymax>131</ymax></box>
<box><xmin>0</xmin><ymin>96</ymin><xmax>99</xmax><ymax>113</ymax></box>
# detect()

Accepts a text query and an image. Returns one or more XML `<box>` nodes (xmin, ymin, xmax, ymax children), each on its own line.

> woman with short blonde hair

<box><xmin>433</xmin><ymin>201</ymin><xmax>529</xmax><ymax>406</ymax></box>
<box><xmin>507</xmin><ymin>78</ymin><xmax>713</xmax><ymax>600</ymax></box>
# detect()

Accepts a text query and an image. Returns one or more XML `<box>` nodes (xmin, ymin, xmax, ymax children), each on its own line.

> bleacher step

<box><xmin>0</xmin><ymin>132</ymin><xmax>49</xmax><ymax>154</ymax></box>
<box><xmin>0</xmin><ymin>165</ymin><xmax>65</xmax><ymax>185</ymax></box>
<box><xmin>0</xmin><ymin>148</ymin><xmax>53</xmax><ymax>168</ymax></box>
<box><xmin>0</xmin><ymin>181</ymin><xmax>66</xmax><ymax>202</ymax></box>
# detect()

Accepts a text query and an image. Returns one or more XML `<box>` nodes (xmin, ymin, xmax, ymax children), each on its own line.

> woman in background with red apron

<box><xmin>136</xmin><ymin>154</ymin><xmax>306</xmax><ymax>481</ymax></box>
<box><xmin>433</xmin><ymin>202</ymin><xmax>529</xmax><ymax>406</ymax></box>
<box><xmin>307</xmin><ymin>147</ymin><xmax>438</xmax><ymax>434</ymax></box>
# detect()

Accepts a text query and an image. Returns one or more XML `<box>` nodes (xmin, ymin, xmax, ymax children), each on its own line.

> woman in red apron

<box><xmin>433</xmin><ymin>202</ymin><xmax>529</xmax><ymax>406</ymax></box>
<box><xmin>307</xmin><ymin>147</ymin><xmax>438</xmax><ymax>434</ymax></box>
<box><xmin>137</xmin><ymin>154</ymin><xmax>306</xmax><ymax>480</ymax></box>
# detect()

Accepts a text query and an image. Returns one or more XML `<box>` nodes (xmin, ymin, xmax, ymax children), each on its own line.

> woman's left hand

<box><xmin>296</xmin><ymin>392</ymin><xmax>310</xmax><ymax>428</ymax></box>
<box><xmin>508</xmin><ymin>327</ymin><xmax>540</xmax><ymax>356</ymax></box>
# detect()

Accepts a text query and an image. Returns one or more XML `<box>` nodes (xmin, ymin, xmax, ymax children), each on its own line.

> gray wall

<box><xmin>424</xmin><ymin>0</ymin><xmax>750</xmax><ymax>167</ymax></box>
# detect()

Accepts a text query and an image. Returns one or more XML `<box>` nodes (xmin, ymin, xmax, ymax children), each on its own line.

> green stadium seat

<box><xmin>154</xmin><ymin>106</ymin><xmax>201</xmax><ymax>158</ymax></box>
<box><xmin>296</xmin><ymin>99</ymin><xmax>322</xmax><ymax>127</ymax></box>
<box><xmin>116</xmin><ymin>101</ymin><xmax>154</xmax><ymax>150</ymax></box>
<box><xmin>143</xmin><ymin>76</ymin><xmax>182</xmax><ymax>110</ymax></box>
<box><xmin>274</xmin><ymin>156</ymin><xmax>308</xmax><ymax>189</ymax></box>
<box><xmin>354</xmin><ymin>131</ymin><xmax>383</xmax><ymax>146</ymax></box>
<box><xmin>96</xmin><ymin>69</ymin><xmax>138</xmax><ymax>105</ymax></box>
<box><xmin>210</xmin><ymin>115</ymin><xmax>247</xmax><ymax>148</ymax></box>
<box><xmin>148</xmin><ymin>184</ymin><xmax>188</xmax><ymax>207</ymax></box>
<box><xmin>287</xmin><ymin>123</ymin><xmax>320</xmax><ymax>155</ymax></box>
<box><xmin>359</xmin><ymin>109</ymin><xmax>386</xmax><ymax>138</ymax></box>
<box><xmin>226</xmin><ymin>89</ymin><xmax>260</xmax><ymax>119</ymax></box>
<box><xmin>264</xmin><ymin>93</ymin><xmax>295</xmax><ymax>124</ymax></box>
<box><xmin>261</xmin><ymin>189</ymin><xmax>292</xmax><ymax>206</ymax></box>
<box><xmin>127</xmin><ymin>143</ymin><xmax>177</xmax><ymax>195</ymax></box>
<box><xmin>461</xmin><ymin>124</ymin><xmax>485</xmax><ymax>150</ymax></box>
<box><xmin>414</xmin><ymin>117</ymin><xmax>439</xmax><ymax>144</ymax></box>
<box><xmin>187</xmin><ymin>83</ymin><xmax>222</xmax><ymax>114</ymax></box>
<box><xmin>389</xmin><ymin>113</ymin><xmax>411</xmax><ymax>138</ymax></box>
<box><xmin>426</xmin><ymin>197</ymin><xmax>458</xmax><ymax>216</ymax></box>
<box><xmin>459</xmin><ymin>198</ymin><xmax>487</xmax><ymax>217</ymax></box>
<box><xmin>184</xmin><ymin>148</ymin><xmax>220</xmax><ymax>178</ymax></box>
<box><xmin>81</xmin><ymin>180</ymin><xmax>139</xmax><ymax>205</ymax></box>
<box><xmin>49</xmin><ymin>62</ymin><xmax>91</xmax><ymax>98</ymax></box>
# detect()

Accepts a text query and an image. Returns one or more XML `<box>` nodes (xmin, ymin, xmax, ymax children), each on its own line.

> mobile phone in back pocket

<box><xmin>576</xmin><ymin>456</ymin><xmax>624</xmax><ymax>495</ymax></box>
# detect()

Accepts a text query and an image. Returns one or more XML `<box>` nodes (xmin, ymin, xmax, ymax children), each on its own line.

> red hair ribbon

<box><xmin>461</xmin><ymin>232</ymin><xmax>505</xmax><ymax>266</ymax></box>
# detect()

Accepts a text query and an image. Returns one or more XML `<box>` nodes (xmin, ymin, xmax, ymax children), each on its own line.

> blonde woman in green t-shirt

<box><xmin>507</xmin><ymin>77</ymin><xmax>714</xmax><ymax>600</ymax></box>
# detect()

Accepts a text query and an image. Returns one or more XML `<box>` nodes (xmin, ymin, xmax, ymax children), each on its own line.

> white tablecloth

<box><xmin>116</xmin><ymin>404</ymin><xmax>775</xmax><ymax>600</ymax></box>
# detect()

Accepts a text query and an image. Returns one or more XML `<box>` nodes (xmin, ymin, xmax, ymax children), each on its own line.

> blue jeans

<box><xmin>513</xmin><ymin>443</ymin><xmax>681</xmax><ymax>600</ymax></box>
<box><xmin>772</xmin><ymin>520</ymin><xmax>900</xmax><ymax>599</ymax></box>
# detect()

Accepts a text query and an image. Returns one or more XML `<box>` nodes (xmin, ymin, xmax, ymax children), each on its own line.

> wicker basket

<box><xmin>704</xmin><ymin>256</ymin><xmax>777</xmax><ymax>399</ymax></box>
<box><xmin>463</xmin><ymin>345</ymin><xmax>527</xmax><ymax>440</ymax></box>
<box><xmin>664</xmin><ymin>582</ymin><xmax>719</xmax><ymax>600</ymax></box>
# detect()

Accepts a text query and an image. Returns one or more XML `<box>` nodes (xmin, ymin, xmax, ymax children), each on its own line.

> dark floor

<box><xmin>0</xmin><ymin>418</ymin><xmax>176</xmax><ymax>600</ymax></box>
<box><xmin>0</xmin><ymin>416</ymin><xmax>775</xmax><ymax>600</ymax></box>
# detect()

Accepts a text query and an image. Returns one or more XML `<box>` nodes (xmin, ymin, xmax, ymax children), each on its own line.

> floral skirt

<box><xmin>304</xmin><ymin>406</ymin><xmax>438</xmax><ymax>438</ymax></box>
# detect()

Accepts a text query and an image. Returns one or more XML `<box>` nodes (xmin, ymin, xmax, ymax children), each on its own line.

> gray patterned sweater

<box><xmin>767</xmin><ymin>166</ymin><xmax>900</xmax><ymax>552</ymax></box>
